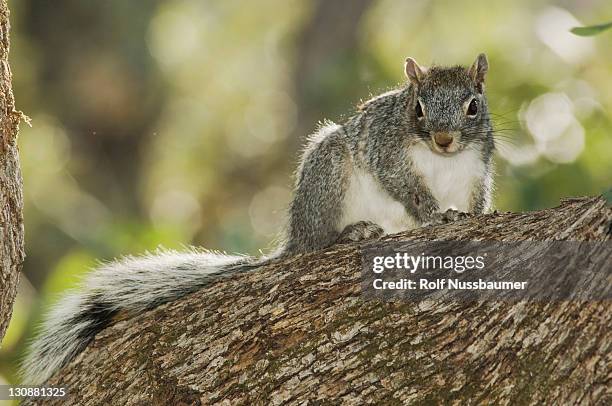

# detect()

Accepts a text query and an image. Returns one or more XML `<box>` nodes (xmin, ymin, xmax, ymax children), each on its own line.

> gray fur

<box><xmin>284</xmin><ymin>54</ymin><xmax>494</xmax><ymax>254</ymax></box>
<box><xmin>21</xmin><ymin>250</ymin><xmax>255</xmax><ymax>384</ymax></box>
<box><xmin>22</xmin><ymin>54</ymin><xmax>495</xmax><ymax>384</ymax></box>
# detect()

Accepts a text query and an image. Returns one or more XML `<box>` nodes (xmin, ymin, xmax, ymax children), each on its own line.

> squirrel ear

<box><xmin>469</xmin><ymin>53</ymin><xmax>488</xmax><ymax>92</ymax></box>
<box><xmin>404</xmin><ymin>57</ymin><xmax>425</xmax><ymax>85</ymax></box>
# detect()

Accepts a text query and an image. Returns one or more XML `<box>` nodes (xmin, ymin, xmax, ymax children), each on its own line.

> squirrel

<box><xmin>22</xmin><ymin>53</ymin><xmax>495</xmax><ymax>384</ymax></box>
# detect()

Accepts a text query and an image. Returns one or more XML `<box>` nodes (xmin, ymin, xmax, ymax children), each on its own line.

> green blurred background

<box><xmin>1</xmin><ymin>0</ymin><xmax>611</xmax><ymax>388</ymax></box>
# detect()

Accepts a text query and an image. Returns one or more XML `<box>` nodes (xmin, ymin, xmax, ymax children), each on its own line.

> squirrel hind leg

<box><xmin>337</xmin><ymin>221</ymin><xmax>385</xmax><ymax>244</ymax></box>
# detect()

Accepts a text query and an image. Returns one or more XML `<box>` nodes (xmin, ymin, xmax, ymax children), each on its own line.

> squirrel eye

<box><xmin>415</xmin><ymin>101</ymin><xmax>424</xmax><ymax>119</ymax></box>
<box><xmin>467</xmin><ymin>99</ymin><xmax>478</xmax><ymax>116</ymax></box>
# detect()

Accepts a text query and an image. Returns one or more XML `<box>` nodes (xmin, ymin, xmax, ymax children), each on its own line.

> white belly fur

<box><xmin>338</xmin><ymin>145</ymin><xmax>484</xmax><ymax>234</ymax></box>
<box><xmin>409</xmin><ymin>144</ymin><xmax>484</xmax><ymax>212</ymax></box>
<box><xmin>338</xmin><ymin>168</ymin><xmax>416</xmax><ymax>234</ymax></box>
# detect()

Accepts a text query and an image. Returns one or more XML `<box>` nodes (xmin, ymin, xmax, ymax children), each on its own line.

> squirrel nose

<box><xmin>433</xmin><ymin>132</ymin><xmax>454</xmax><ymax>147</ymax></box>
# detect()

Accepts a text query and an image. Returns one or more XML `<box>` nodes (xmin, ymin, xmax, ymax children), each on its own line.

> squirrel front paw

<box><xmin>423</xmin><ymin>209</ymin><xmax>471</xmax><ymax>227</ymax></box>
<box><xmin>337</xmin><ymin>221</ymin><xmax>385</xmax><ymax>244</ymax></box>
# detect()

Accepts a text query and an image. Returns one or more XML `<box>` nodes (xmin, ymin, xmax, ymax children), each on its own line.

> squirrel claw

<box><xmin>423</xmin><ymin>209</ymin><xmax>471</xmax><ymax>227</ymax></box>
<box><xmin>337</xmin><ymin>221</ymin><xmax>385</xmax><ymax>244</ymax></box>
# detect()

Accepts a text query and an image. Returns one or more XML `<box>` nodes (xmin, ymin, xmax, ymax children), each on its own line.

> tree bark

<box><xmin>26</xmin><ymin>196</ymin><xmax>611</xmax><ymax>405</ymax></box>
<box><xmin>0</xmin><ymin>0</ymin><xmax>24</xmax><ymax>343</ymax></box>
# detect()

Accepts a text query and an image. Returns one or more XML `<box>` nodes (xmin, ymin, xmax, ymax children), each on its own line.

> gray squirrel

<box><xmin>22</xmin><ymin>53</ymin><xmax>495</xmax><ymax>384</ymax></box>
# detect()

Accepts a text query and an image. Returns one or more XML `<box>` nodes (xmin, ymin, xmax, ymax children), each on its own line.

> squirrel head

<box><xmin>404</xmin><ymin>53</ymin><xmax>490</xmax><ymax>155</ymax></box>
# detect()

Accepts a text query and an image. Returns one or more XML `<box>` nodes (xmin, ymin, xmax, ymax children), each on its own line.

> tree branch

<box><xmin>0</xmin><ymin>0</ymin><xmax>24</xmax><ymax>343</ymax></box>
<box><xmin>29</xmin><ymin>196</ymin><xmax>611</xmax><ymax>405</ymax></box>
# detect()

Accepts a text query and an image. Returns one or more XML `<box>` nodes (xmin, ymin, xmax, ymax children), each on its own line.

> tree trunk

<box><xmin>290</xmin><ymin>0</ymin><xmax>373</xmax><ymax>150</ymax></box>
<box><xmin>0</xmin><ymin>0</ymin><xmax>24</xmax><ymax>343</ymax></box>
<box><xmin>27</xmin><ymin>196</ymin><xmax>611</xmax><ymax>405</ymax></box>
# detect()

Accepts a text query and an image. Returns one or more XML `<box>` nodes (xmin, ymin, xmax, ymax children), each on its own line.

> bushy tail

<box><xmin>21</xmin><ymin>249</ymin><xmax>259</xmax><ymax>385</ymax></box>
